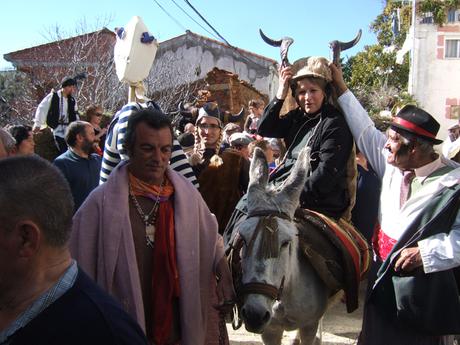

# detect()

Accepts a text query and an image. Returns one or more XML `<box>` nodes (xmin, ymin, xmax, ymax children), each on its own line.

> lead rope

<box><xmin>218</xmin><ymin>310</ymin><xmax>229</xmax><ymax>345</ymax></box>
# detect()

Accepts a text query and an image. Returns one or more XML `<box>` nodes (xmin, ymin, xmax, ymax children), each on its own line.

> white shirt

<box><xmin>34</xmin><ymin>89</ymin><xmax>79</xmax><ymax>138</ymax></box>
<box><xmin>338</xmin><ymin>89</ymin><xmax>460</xmax><ymax>273</ymax></box>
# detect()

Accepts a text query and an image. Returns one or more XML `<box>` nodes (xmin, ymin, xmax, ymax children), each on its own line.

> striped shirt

<box><xmin>100</xmin><ymin>102</ymin><xmax>198</xmax><ymax>187</ymax></box>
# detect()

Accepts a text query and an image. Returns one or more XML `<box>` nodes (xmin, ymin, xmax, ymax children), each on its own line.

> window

<box><xmin>421</xmin><ymin>12</ymin><xmax>434</xmax><ymax>24</ymax></box>
<box><xmin>447</xmin><ymin>9</ymin><xmax>456</xmax><ymax>23</ymax></box>
<box><xmin>445</xmin><ymin>39</ymin><xmax>460</xmax><ymax>58</ymax></box>
<box><xmin>451</xmin><ymin>105</ymin><xmax>460</xmax><ymax>119</ymax></box>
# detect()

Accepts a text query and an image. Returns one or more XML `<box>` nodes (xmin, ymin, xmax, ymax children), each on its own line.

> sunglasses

<box><xmin>95</xmin><ymin>112</ymin><xmax>103</xmax><ymax>117</ymax></box>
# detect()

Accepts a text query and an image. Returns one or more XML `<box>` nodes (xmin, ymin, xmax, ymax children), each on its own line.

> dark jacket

<box><xmin>46</xmin><ymin>91</ymin><xmax>77</xmax><ymax>129</ymax></box>
<box><xmin>258</xmin><ymin>98</ymin><xmax>353</xmax><ymax>219</ymax></box>
<box><xmin>372</xmin><ymin>182</ymin><xmax>460</xmax><ymax>335</ymax></box>
<box><xmin>193</xmin><ymin>148</ymin><xmax>249</xmax><ymax>234</ymax></box>
<box><xmin>7</xmin><ymin>268</ymin><xmax>148</xmax><ymax>345</ymax></box>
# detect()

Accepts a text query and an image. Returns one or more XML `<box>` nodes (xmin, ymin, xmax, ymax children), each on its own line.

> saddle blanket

<box><xmin>296</xmin><ymin>208</ymin><xmax>371</xmax><ymax>313</ymax></box>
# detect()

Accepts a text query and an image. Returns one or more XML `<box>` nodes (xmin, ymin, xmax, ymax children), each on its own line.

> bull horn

<box><xmin>229</xmin><ymin>107</ymin><xmax>244</xmax><ymax>122</ymax></box>
<box><xmin>178</xmin><ymin>101</ymin><xmax>193</xmax><ymax>118</ymax></box>
<box><xmin>259</xmin><ymin>29</ymin><xmax>282</xmax><ymax>47</ymax></box>
<box><xmin>259</xmin><ymin>29</ymin><xmax>294</xmax><ymax>68</ymax></box>
<box><xmin>178</xmin><ymin>101</ymin><xmax>186</xmax><ymax>112</ymax></box>
<box><xmin>329</xmin><ymin>29</ymin><xmax>362</xmax><ymax>66</ymax></box>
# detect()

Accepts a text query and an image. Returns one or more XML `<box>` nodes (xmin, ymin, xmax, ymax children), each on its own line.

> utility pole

<box><xmin>408</xmin><ymin>0</ymin><xmax>417</xmax><ymax>94</ymax></box>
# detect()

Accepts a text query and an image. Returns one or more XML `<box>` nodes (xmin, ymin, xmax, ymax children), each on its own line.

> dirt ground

<box><xmin>227</xmin><ymin>282</ymin><xmax>366</xmax><ymax>345</ymax></box>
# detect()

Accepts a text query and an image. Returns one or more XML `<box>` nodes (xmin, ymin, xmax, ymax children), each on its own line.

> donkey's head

<box><xmin>238</xmin><ymin>147</ymin><xmax>310</xmax><ymax>333</ymax></box>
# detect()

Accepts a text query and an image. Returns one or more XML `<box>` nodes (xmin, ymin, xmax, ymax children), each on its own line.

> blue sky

<box><xmin>0</xmin><ymin>0</ymin><xmax>385</xmax><ymax>70</ymax></box>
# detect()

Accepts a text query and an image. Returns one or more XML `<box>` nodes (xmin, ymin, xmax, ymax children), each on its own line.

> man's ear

<box><xmin>10</xmin><ymin>146</ymin><xmax>18</xmax><ymax>155</ymax></box>
<box><xmin>409</xmin><ymin>141</ymin><xmax>417</xmax><ymax>154</ymax></box>
<box><xmin>15</xmin><ymin>221</ymin><xmax>41</xmax><ymax>258</ymax></box>
<box><xmin>76</xmin><ymin>132</ymin><xmax>85</xmax><ymax>144</ymax></box>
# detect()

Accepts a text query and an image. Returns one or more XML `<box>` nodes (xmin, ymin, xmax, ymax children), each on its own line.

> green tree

<box><xmin>344</xmin><ymin>1</ymin><xmax>415</xmax><ymax>119</ymax></box>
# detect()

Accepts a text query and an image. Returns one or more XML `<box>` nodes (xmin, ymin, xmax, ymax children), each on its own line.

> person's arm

<box><xmin>170</xmin><ymin>138</ymin><xmax>198</xmax><ymax>188</ymax></box>
<box><xmin>418</xmin><ymin>211</ymin><xmax>460</xmax><ymax>273</ymax></box>
<box><xmin>33</xmin><ymin>92</ymin><xmax>53</xmax><ymax>131</ymax></box>
<box><xmin>100</xmin><ymin>103</ymin><xmax>139</xmax><ymax>184</ymax></box>
<box><xmin>330</xmin><ymin>63</ymin><xmax>388</xmax><ymax>179</ymax></box>
<box><xmin>258</xmin><ymin>66</ymin><xmax>295</xmax><ymax>138</ymax></box>
<box><xmin>100</xmin><ymin>118</ymin><xmax>121</xmax><ymax>184</ymax></box>
<box><xmin>257</xmin><ymin>99</ymin><xmax>294</xmax><ymax>138</ymax></box>
<box><xmin>94</xmin><ymin>127</ymin><xmax>108</xmax><ymax>142</ymax></box>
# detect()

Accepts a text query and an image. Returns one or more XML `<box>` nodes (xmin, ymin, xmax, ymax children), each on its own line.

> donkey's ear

<box><xmin>280</xmin><ymin>146</ymin><xmax>311</xmax><ymax>201</ymax></box>
<box><xmin>249</xmin><ymin>147</ymin><xmax>269</xmax><ymax>191</ymax></box>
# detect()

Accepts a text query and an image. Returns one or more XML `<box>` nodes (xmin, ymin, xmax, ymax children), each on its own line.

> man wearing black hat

<box><xmin>331</xmin><ymin>64</ymin><xmax>460</xmax><ymax>344</ymax></box>
<box><xmin>33</xmin><ymin>77</ymin><xmax>79</xmax><ymax>154</ymax></box>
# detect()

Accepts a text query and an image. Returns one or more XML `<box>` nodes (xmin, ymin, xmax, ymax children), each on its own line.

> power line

<box><xmin>169</xmin><ymin>0</ymin><xmax>220</xmax><ymax>40</ymax></box>
<box><xmin>152</xmin><ymin>0</ymin><xmax>187</xmax><ymax>32</ymax></box>
<box><xmin>157</xmin><ymin>0</ymin><xmax>274</xmax><ymax>69</ymax></box>
<box><xmin>182</xmin><ymin>0</ymin><xmax>231</xmax><ymax>46</ymax></box>
<box><xmin>180</xmin><ymin>0</ymin><xmax>266</xmax><ymax>67</ymax></box>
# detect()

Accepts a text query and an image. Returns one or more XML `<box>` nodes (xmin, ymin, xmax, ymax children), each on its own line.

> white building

<box><xmin>149</xmin><ymin>30</ymin><xmax>279</xmax><ymax>99</ymax></box>
<box><xmin>410</xmin><ymin>6</ymin><xmax>460</xmax><ymax>139</ymax></box>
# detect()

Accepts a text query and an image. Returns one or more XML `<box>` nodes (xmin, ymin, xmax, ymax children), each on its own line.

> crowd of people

<box><xmin>1</xmin><ymin>57</ymin><xmax>460</xmax><ymax>345</ymax></box>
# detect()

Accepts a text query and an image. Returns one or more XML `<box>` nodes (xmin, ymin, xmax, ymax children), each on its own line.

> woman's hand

<box><xmin>276</xmin><ymin>65</ymin><xmax>294</xmax><ymax>100</ymax></box>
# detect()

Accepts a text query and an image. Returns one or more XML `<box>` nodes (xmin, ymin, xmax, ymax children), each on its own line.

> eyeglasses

<box><xmin>95</xmin><ymin>112</ymin><xmax>103</xmax><ymax>117</ymax></box>
<box><xmin>198</xmin><ymin>123</ymin><xmax>220</xmax><ymax>130</ymax></box>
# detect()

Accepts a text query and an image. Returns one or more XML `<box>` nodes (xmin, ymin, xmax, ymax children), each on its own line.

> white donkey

<box><xmin>233</xmin><ymin>147</ymin><xmax>336</xmax><ymax>345</ymax></box>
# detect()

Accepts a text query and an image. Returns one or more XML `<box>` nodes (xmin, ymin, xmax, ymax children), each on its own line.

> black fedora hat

<box><xmin>391</xmin><ymin>105</ymin><xmax>443</xmax><ymax>145</ymax></box>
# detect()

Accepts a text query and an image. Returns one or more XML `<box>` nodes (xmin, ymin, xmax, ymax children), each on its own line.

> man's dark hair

<box><xmin>0</xmin><ymin>156</ymin><xmax>74</xmax><ymax>246</ymax></box>
<box><xmin>8</xmin><ymin>125</ymin><xmax>32</xmax><ymax>148</ymax></box>
<box><xmin>65</xmin><ymin>121</ymin><xmax>89</xmax><ymax>147</ymax></box>
<box><xmin>124</xmin><ymin>109</ymin><xmax>174</xmax><ymax>154</ymax></box>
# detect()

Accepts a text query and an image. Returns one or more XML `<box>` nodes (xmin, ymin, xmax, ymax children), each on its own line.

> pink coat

<box><xmin>70</xmin><ymin>162</ymin><xmax>224</xmax><ymax>345</ymax></box>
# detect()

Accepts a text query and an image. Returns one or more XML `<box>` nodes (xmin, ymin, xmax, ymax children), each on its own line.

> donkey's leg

<box><xmin>261</xmin><ymin>325</ymin><xmax>284</xmax><ymax>345</ymax></box>
<box><xmin>298</xmin><ymin>320</ymin><xmax>320</xmax><ymax>345</ymax></box>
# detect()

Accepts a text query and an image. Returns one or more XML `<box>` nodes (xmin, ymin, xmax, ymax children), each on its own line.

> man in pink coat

<box><xmin>70</xmin><ymin>108</ymin><xmax>234</xmax><ymax>344</ymax></box>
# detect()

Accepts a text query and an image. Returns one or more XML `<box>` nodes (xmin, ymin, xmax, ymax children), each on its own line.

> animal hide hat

<box><xmin>281</xmin><ymin>56</ymin><xmax>332</xmax><ymax>116</ymax></box>
<box><xmin>196</xmin><ymin>102</ymin><xmax>223</xmax><ymax>127</ymax></box>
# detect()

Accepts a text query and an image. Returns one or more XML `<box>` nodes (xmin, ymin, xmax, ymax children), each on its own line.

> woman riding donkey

<box><xmin>226</xmin><ymin>56</ymin><xmax>356</xmax><ymax>237</ymax></box>
<box><xmin>225</xmin><ymin>56</ymin><xmax>371</xmax><ymax>317</ymax></box>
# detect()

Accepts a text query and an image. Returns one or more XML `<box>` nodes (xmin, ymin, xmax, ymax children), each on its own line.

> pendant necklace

<box><xmin>129</xmin><ymin>180</ymin><xmax>164</xmax><ymax>248</ymax></box>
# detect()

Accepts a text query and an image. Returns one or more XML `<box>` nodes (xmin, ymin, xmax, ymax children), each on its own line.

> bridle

<box><xmin>229</xmin><ymin>208</ymin><xmax>292</xmax><ymax>330</ymax></box>
<box><xmin>238</xmin><ymin>209</ymin><xmax>291</xmax><ymax>301</ymax></box>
